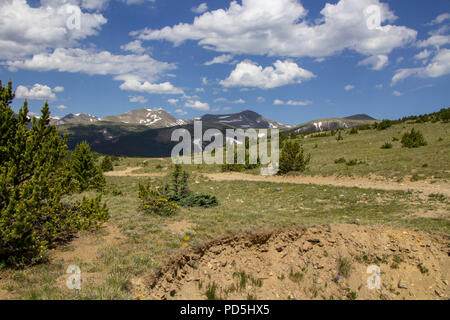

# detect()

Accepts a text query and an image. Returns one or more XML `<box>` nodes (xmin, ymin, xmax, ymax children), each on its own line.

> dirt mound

<box><xmin>145</xmin><ymin>224</ymin><xmax>449</xmax><ymax>300</ymax></box>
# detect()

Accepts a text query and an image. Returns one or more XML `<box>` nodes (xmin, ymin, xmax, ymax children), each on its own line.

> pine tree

<box><xmin>0</xmin><ymin>80</ymin><xmax>109</xmax><ymax>266</ymax></box>
<box><xmin>279</xmin><ymin>140</ymin><xmax>311</xmax><ymax>174</ymax></box>
<box><xmin>100</xmin><ymin>156</ymin><xmax>114</xmax><ymax>172</ymax></box>
<box><xmin>70</xmin><ymin>141</ymin><xmax>106</xmax><ymax>191</ymax></box>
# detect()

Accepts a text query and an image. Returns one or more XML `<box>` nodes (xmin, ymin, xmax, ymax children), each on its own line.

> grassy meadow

<box><xmin>0</xmin><ymin>120</ymin><xmax>449</xmax><ymax>300</ymax></box>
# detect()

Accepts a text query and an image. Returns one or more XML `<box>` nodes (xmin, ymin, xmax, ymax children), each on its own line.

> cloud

<box><xmin>204</xmin><ymin>54</ymin><xmax>233</xmax><ymax>66</ymax></box>
<box><xmin>214</xmin><ymin>97</ymin><xmax>228</xmax><ymax>103</ymax></box>
<box><xmin>273</xmin><ymin>99</ymin><xmax>284</xmax><ymax>105</ymax></box>
<box><xmin>119</xmin><ymin>78</ymin><xmax>184</xmax><ymax>95</ymax></box>
<box><xmin>220</xmin><ymin>60</ymin><xmax>315</xmax><ymax>89</ymax></box>
<box><xmin>15</xmin><ymin>84</ymin><xmax>59</xmax><ymax>101</ymax></box>
<box><xmin>257</xmin><ymin>97</ymin><xmax>265</xmax><ymax>103</ymax></box>
<box><xmin>393</xmin><ymin>90</ymin><xmax>402</xmax><ymax>96</ymax></box>
<box><xmin>273</xmin><ymin>99</ymin><xmax>312</xmax><ymax>106</ymax></box>
<box><xmin>121</xmin><ymin>40</ymin><xmax>146</xmax><ymax>54</ymax></box>
<box><xmin>4</xmin><ymin>48</ymin><xmax>181</xmax><ymax>94</ymax></box>
<box><xmin>392</xmin><ymin>48</ymin><xmax>450</xmax><ymax>85</ymax></box>
<box><xmin>191</xmin><ymin>3</ymin><xmax>208</xmax><ymax>14</ymax></box>
<box><xmin>129</xmin><ymin>95</ymin><xmax>148</xmax><ymax>103</ymax></box>
<box><xmin>195</xmin><ymin>88</ymin><xmax>205</xmax><ymax>93</ymax></box>
<box><xmin>418</xmin><ymin>35</ymin><xmax>450</xmax><ymax>48</ymax></box>
<box><xmin>345</xmin><ymin>85</ymin><xmax>355</xmax><ymax>91</ymax></box>
<box><xmin>201</xmin><ymin>77</ymin><xmax>208</xmax><ymax>85</ymax></box>
<box><xmin>0</xmin><ymin>0</ymin><xmax>107</xmax><ymax>60</ymax></box>
<box><xmin>53</xmin><ymin>105</ymin><xmax>68</xmax><ymax>110</ymax></box>
<box><xmin>133</xmin><ymin>0</ymin><xmax>416</xmax><ymax>59</ymax></box>
<box><xmin>53</xmin><ymin>86</ymin><xmax>65</xmax><ymax>92</ymax></box>
<box><xmin>232</xmin><ymin>98</ymin><xmax>245</xmax><ymax>104</ymax></box>
<box><xmin>185</xmin><ymin>100</ymin><xmax>210</xmax><ymax>111</ymax></box>
<box><xmin>428</xmin><ymin>13</ymin><xmax>450</xmax><ymax>26</ymax></box>
<box><xmin>168</xmin><ymin>99</ymin><xmax>179</xmax><ymax>105</ymax></box>
<box><xmin>358</xmin><ymin>54</ymin><xmax>389</xmax><ymax>70</ymax></box>
<box><xmin>174</xmin><ymin>108</ymin><xmax>187</xmax><ymax>116</ymax></box>
<box><xmin>414</xmin><ymin>49</ymin><xmax>431</xmax><ymax>60</ymax></box>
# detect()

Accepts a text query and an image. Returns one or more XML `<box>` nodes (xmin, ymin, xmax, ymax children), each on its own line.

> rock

<box><xmin>307</xmin><ymin>238</ymin><xmax>321</xmax><ymax>244</ymax></box>
<box><xmin>300</xmin><ymin>242</ymin><xmax>313</xmax><ymax>252</ymax></box>
<box><xmin>435</xmin><ymin>290</ymin><xmax>442</xmax><ymax>297</ymax></box>
<box><xmin>398</xmin><ymin>281</ymin><xmax>408</xmax><ymax>289</ymax></box>
<box><xmin>170</xmin><ymin>289</ymin><xmax>176</xmax><ymax>297</ymax></box>
<box><xmin>443</xmin><ymin>280</ymin><xmax>448</xmax><ymax>286</ymax></box>
<box><xmin>221</xmin><ymin>261</ymin><xmax>227</xmax><ymax>268</ymax></box>
<box><xmin>274</xmin><ymin>188</ymin><xmax>281</xmax><ymax>192</ymax></box>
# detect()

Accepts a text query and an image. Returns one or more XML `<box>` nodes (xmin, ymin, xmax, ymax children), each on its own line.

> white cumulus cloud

<box><xmin>15</xmin><ymin>84</ymin><xmax>59</xmax><ymax>101</ymax></box>
<box><xmin>132</xmin><ymin>0</ymin><xmax>417</xmax><ymax>59</ymax></box>
<box><xmin>220</xmin><ymin>60</ymin><xmax>315</xmax><ymax>89</ymax></box>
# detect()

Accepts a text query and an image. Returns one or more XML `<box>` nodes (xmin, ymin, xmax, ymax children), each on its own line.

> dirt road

<box><xmin>204</xmin><ymin>172</ymin><xmax>450</xmax><ymax>197</ymax></box>
<box><xmin>105</xmin><ymin>167</ymin><xmax>450</xmax><ymax>196</ymax></box>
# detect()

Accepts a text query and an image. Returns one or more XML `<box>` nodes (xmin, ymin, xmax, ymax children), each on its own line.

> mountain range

<box><xmin>54</xmin><ymin>108</ymin><xmax>376</xmax><ymax>157</ymax></box>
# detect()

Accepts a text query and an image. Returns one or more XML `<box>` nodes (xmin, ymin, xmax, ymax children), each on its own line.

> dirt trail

<box><xmin>105</xmin><ymin>167</ymin><xmax>450</xmax><ymax>196</ymax></box>
<box><xmin>145</xmin><ymin>224</ymin><xmax>450</xmax><ymax>300</ymax></box>
<box><xmin>104</xmin><ymin>167</ymin><xmax>165</xmax><ymax>178</ymax></box>
<box><xmin>204</xmin><ymin>172</ymin><xmax>450</xmax><ymax>197</ymax></box>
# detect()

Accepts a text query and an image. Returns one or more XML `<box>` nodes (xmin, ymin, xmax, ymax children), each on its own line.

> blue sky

<box><xmin>0</xmin><ymin>0</ymin><xmax>449</xmax><ymax>125</ymax></box>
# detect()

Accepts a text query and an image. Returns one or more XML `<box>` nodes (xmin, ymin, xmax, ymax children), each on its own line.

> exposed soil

<box><xmin>144</xmin><ymin>224</ymin><xmax>450</xmax><ymax>300</ymax></box>
<box><xmin>52</xmin><ymin>224</ymin><xmax>125</xmax><ymax>290</ymax></box>
<box><xmin>104</xmin><ymin>167</ymin><xmax>165</xmax><ymax>177</ymax></box>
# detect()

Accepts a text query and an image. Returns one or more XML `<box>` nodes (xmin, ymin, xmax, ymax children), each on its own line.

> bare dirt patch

<box><xmin>104</xmin><ymin>167</ymin><xmax>165</xmax><ymax>178</ymax></box>
<box><xmin>162</xmin><ymin>220</ymin><xmax>196</xmax><ymax>236</ymax></box>
<box><xmin>52</xmin><ymin>224</ymin><xmax>125</xmax><ymax>290</ymax></box>
<box><xmin>145</xmin><ymin>224</ymin><xmax>450</xmax><ymax>300</ymax></box>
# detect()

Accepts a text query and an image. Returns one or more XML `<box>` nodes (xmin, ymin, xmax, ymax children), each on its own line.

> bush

<box><xmin>138</xmin><ymin>183</ymin><xmax>179</xmax><ymax>216</ymax></box>
<box><xmin>374</xmin><ymin>120</ymin><xmax>392</xmax><ymax>130</ymax></box>
<box><xmin>279</xmin><ymin>140</ymin><xmax>311</xmax><ymax>174</ymax></box>
<box><xmin>0</xmin><ymin>80</ymin><xmax>109</xmax><ymax>267</ymax></box>
<box><xmin>346</xmin><ymin>159</ymin><xmax>359</xmax><ymax>166</ymax></box>
<box><xmin>349</xmin><ymin>127</ymin><xmax>358</xmax><ymax>135</ymax></box>
<box><xmin>178</xmin><ymin>193</ymin><xmax>219</xmax><ymax>208</ymax></box>
<box><xmin>100</xmin><ymin>156</ymin><xmax>114</xmax><ymax>172</ymax></box>
<box><xmin>381</xmin><ymin>142</ymin><xmax>393</xmax><ymax>149</ymax></box>
<box><xmin>334</xmin><ymin>157</ymin><xmax>346</xmax><ymax>164</ymax></box>
<box><xmin>401</xmin><ymin>129</ymin><xmax>427</xmax><ymax>148</ymax></box>
<box><xmin>70</xmin><ymin>141</ymin><xmax>106</xmax><ymax>191</ymax></box>
<box><xmin>336</xmin><ymin>131</ymin><xmax>344</xmax><ymax>141</ymax></box>
<box><xmin>138</xmin><ymin>165</ymin><xmax>218</xmax><ymax>213</ymax></box>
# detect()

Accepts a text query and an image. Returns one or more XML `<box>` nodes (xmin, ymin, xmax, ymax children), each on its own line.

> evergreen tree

<box><xmin>70</xmin><ymin>141</ymin><xmax>105</xmax><ymax>191</ymax></box>
<box><xmin>0</xmin><ymin>80</ymin><xmax>109</xmax><ymax>266</ymax></box>
<box><xmin>100</xmin><ymin>156</ymin><xmax>114</xmax><ymax>172</ymax></box>
<box><xmin>279</xmin><ymin>140</ymin><xmax>311</xmax><ymax>174</ymax></box>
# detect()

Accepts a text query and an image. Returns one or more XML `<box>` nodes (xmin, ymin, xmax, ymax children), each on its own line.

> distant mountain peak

<box><xmin>344</xmin><ymin>114</ymin><xmax>376</xmax><ymax>121</ymax></box>
<box><xmin>102</xmin><ymin>108</ymin><xmax>185</xmax><ymax>128</ymax></box>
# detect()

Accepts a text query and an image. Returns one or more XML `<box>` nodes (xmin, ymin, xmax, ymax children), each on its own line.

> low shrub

<box><xmin>401</xmin><ymin>129</ymin><xmax>427</xmax><ymax>148</ymax></box>
<box><xmin>138</xmin><ymin>183</ymin><xmax>179</xmax><ymax>216</ymax></box>
<box><xmin>178</xmin><ymin>193</ymin><xmax>219</xmax><ymax>208</ymax></box>
<box><xmin>334</xmin><ymin>157</ymin><xmax>346</xmax><ymax>164</ymax></box>
<box><xmin>381</xmin><ymin>142</ymin><xmax>393</xmax><ymax>149</ymax></box>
